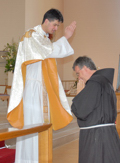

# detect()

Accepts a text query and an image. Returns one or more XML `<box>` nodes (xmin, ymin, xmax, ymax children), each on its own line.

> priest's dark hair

<box><xmin>42</xmin><ymin>8</ymin><xmax>64</xmax><ymax>24</ymax></box>
<box><xmin>73</xmin><ymin>56</ymin><xmax>97</xmax><ymax>71</ymax></box>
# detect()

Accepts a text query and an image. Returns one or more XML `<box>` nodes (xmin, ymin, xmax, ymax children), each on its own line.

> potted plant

<box><xmin>3</xmin><ymin>41</ymin><xmax>18</xmax><ymax>73</ymax></box>
<box><xmin>2</xmin><ymin>41</ymin><xmax>18</xmax><ymax>85</ymax></box>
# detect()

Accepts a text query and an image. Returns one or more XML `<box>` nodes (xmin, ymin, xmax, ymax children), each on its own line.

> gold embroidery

<box><xmin>42</xmin><ymin>74</ymin><xmax>49</xmax><ymax>123</ymax></box>
<box><xmin>20</xmin><ymin>29</ymin><xmax>35</xmax><ymax>42</ymax></box>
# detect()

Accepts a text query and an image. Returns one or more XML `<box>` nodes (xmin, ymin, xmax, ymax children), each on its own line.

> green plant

<box><xmin>3</xmin><ymin>41</ymin><xmax>18</xmax><ymax>73</ymax></box>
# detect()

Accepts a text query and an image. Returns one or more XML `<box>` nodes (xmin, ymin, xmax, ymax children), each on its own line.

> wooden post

<box><xmin>116</xmin><ymin>112</ymin><xmax>120</xmax><ymax>138</ymax></box>
<box><xmin>116</xmin><ymin>92</ymin><xmax>120</xmax><ymax>111</ymax></box>
<box><xmin>38</xmin><ymin>126</ymin><xmax>52</xmax><ymax>163</ymax></box>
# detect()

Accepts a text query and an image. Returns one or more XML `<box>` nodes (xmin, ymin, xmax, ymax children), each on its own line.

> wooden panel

<box><xmin>38</xmin><ymin>126</ymin><xmax>52</xmax><ymax>163</ymax></box>
<box><xmin>115</xmin><ymin>92</ymin><xmax>120</xmax><ymax>137</ymax></box>
<box><xmin>116</xmin><ymin>112</ymin><xmax>120</xmax><ymax>138</ymax></box>
<box><xmin>115</xmin><ymin>92</ymin><xmax>120</xmax><ymax>111</ymax></box>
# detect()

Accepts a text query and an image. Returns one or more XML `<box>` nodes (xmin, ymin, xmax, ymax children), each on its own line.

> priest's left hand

<box><xmin>64</xmin><ymin>21</ymin><xmax>76</xmax><ymax>40</ymax></box>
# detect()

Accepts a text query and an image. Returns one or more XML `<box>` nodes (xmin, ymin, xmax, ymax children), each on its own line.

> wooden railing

<box><xmin>0</xmin><ymin>85</ymin><xmax>11</xmax><ymax>106</ymax></box>
<box><xmin>0</xmin><ymin>123</ymin><xmax>52</xmax><ymax>163</ymax></box>
<box><xmin>61</xmin><ymin>80</ymin><xmax>85</xmax><ymax>97</ymax></box>
<box><xmin>0</xmin><ymin>85</ymin><xmax>11</xmax><ymax>94</ymax></box>
<box><xmin>61</xmin><ymin>80</ymin><xmax>77</xmax><ymax>97</ymax></box>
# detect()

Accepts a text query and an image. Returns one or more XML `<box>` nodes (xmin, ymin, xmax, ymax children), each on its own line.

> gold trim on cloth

<box><xmin>42</xmin><ymin>74</ymin><xmax>49</xmax><ymax>123</ymax></box>
<box><xmin>21</xmin><ymin>29</ymin><xmax>35</xmax><ymax>42</ymax></box>
<box><xmin>42</xmin><ymin>59</ymin><xmax>73</xmax><ymax>130</ymax></box>
<box><xmin>7</xmin><ymin>99</ymin><xmax>24</xmax><ymax>129</ymax></box>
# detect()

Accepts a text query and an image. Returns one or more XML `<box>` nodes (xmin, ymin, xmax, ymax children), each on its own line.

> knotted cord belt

<box><xmin>80</xmin><ymin>123</ymin><xmax>115</xmax><ymax>130</ymax></box>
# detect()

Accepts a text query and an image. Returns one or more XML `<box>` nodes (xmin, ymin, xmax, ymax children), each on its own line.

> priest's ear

<box><xmin>44</xmin><ymin>19</ymin><xmax>49</xmax><ymax>24</ymax></box>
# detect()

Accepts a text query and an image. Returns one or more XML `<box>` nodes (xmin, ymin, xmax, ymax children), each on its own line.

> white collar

<box><xmin>33</xmin><ymin>25</ymin><xmax>49</xmax><ymax>38</ymax></box>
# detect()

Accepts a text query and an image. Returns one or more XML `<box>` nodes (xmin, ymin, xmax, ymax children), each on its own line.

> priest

<box><xmin>7</xmin><ymin>8</ymin><xmax>76</xmax><ymax>163</ymax></box>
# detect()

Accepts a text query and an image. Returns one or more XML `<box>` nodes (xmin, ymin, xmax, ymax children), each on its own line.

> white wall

<box><xmin>0</xmin><ymin>0</ymin><xmax>25</xmax><ymax>49</ymax></box>
<box><xmin>0</xmin><ymin>0</ymin><xmax>25</xmax><ymax>84</ymax></box>
<box><xmin>64</xmin><ymin>0</ymin><xmax>120</xmax><ymax>89</ymax></box>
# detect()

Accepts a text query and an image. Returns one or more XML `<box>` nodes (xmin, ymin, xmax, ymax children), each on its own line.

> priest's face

<box><xmin>75</xmin><ymin>66</ymin><xmax>87</xmax><ymax>83</ymax></box>
<box><xmin>44</xmin><ymin>19</ymin><xmax>61</xmax><ymax>34</ymax></box>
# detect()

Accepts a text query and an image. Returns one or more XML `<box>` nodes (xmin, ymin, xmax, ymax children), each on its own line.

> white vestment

<box><xmin>13</xmin><ymin>25</ymin><xmax>74</xmax><ymax>163</ymax></box>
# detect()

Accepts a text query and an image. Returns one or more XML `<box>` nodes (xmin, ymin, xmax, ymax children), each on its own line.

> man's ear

<box><xmin>45</xmin><ymin>19</ymin><xmax>49</xmax><ymax>24</ymax></box>
<box><xmin>83</xmin><ymin>65</ymin><xmax>87</xmax><ymax>70</ymax></box>
<box><xmin>83</xmin><ymin>66</ymin><xmax>89</xmax><ymax>72</ymax></box>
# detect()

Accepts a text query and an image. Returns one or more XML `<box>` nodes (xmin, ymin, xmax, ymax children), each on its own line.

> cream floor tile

<box><xmin>53</xmin><ymin>139</ymin><xmax>79</xmax><ymax>163</ymax></box>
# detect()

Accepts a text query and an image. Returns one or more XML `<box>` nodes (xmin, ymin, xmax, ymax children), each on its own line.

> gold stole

<box><xmin>7</xmin><ymin>59</ymin><xmax>73</xmax><ymax>130</ymax></box>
